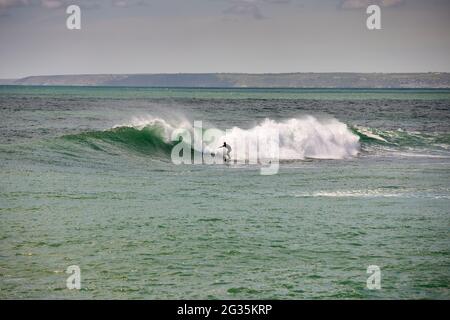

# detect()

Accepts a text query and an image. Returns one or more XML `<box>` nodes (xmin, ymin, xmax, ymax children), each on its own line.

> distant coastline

<box><xmin>1</xmin><ymin>72</ymin><xmax>450</xmax><ymax>88</ymax></box>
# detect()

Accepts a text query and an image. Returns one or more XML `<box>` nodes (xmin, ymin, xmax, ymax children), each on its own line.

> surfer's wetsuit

<box><xmin>220</xmin><ymin>142</ymin><xmax>232</xmax><ymax>162</ymax></box>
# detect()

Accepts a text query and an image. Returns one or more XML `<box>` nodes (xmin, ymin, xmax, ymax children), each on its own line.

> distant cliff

<box><xmin>3</xmin><ymin>73</ymin><xmax>450</xmax><ymax>88</ymax></box>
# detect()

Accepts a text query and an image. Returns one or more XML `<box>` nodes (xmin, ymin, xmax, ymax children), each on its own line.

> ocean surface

<box><xmin>0</xmin><ymin>86</ymin><xmax>449</xmax><ymax>299</ymax></box>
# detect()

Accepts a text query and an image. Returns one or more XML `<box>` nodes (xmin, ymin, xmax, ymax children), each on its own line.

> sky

<box><xmin>0</xmin><ymin>0</ymin><xmax>449</xmax><ymax>78</ymax></box>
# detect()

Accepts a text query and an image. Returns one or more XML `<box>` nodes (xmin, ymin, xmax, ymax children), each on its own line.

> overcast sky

<box><xmin>0</xmin><ymin>0</ymin><xmax>449</xmax><ymax>78</ymax></box>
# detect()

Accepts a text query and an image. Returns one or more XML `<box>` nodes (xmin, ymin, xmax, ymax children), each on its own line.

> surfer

<box><xmin>219</xmin><ymin>142</ymin><xmax>232</xmax><ymax>162</ymax></box>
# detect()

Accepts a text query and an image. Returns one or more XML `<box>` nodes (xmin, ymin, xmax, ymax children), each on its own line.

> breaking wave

<box><xmin>54</xmin><ymin>115</ymin><xmax>449</xmax><ymax>161</ymax></box>
<box><xmin>59</xmin><ymin>115</ymin><xmax>360</xmax><ymax>161</ymax></box>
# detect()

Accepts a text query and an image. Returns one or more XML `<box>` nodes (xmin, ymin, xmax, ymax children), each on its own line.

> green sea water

<box><xmin>0</xmin><ymin>86</ymin><xmax>449</xmax><ymax>299</ymax></box>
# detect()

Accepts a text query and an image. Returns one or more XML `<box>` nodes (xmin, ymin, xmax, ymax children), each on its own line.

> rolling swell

<box><xmin>351</xmin><ymin>126</ymin><xmax>450</xmax><ymax>151</ymax></box>
<box><xmin>61</xmin><ymin>125</ymin><xmax>176</xmax><ymax>157</ymax></box>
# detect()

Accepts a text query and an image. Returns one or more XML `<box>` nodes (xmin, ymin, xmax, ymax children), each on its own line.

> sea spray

<box><xmin>212</xmin><ymin>116</ymin><xmax>360</xmax><ymax>160</ymax></box>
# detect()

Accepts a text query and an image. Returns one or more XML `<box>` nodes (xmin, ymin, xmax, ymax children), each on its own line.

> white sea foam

<box><xmin>295</xmin><ymin>189</ymin><xmax>403</xmax><ymax>198</ymax></box>
<box><xmin>214</xmin><ymin>116</ymin><xmax>360</xmax><ymax>160</ymax></box>
<box><xmin>294</xmin><ymin>189</ymin><xmax>450</xmax><ymax>199</ymax></box>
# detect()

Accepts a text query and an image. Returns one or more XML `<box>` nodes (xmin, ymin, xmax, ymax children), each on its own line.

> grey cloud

<box><xmin>0</xmin><ymin>0</ymin><xmax>65</xmax><ymax>12</ymax></box>
<box><xmin>40</xmin><ymin>0</ymin><xmax>62</xmax><ymax>9</ymax></box>
<box><xmin>111</xmin><ymin>0</ymin><xmax>147</xmax><ymax>8</ymax></box>
<box><xmin>223</xmin><ymin>1</ymin><xmax>265</xmax><ymax>20</ymax></box>
<box><xmin>0</xmin><ymin>0</ymin><xmax>147</xmax><ymax>13</ymax></box>
<box><xmin>0</xmin><ymin>0</ymin><xmax>29</xmax><ymax>10</ymax></box>
<box><xmin>340</xmin><ymin>0</ymin><xmax>404</xmax><ymax>9</ymax></box>
<box><xmin>263</xmin><ymin>0</ymin><xmax>291</xmax><ymax>3</ymax></box>
<box><xmin>222</xmin><ymin>0</ymin><xmax>293</xmax><ymax>20</ymax></box>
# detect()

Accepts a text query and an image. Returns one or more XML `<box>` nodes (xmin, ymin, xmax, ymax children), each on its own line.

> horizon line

<box><xmin>3</xmin><ymin>71</ymin><xmax>449</xmax><ymax>80</ymax></box>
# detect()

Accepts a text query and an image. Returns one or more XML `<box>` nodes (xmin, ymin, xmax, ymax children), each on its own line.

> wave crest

<box><xmin>210</xmin><ymin>116</ymin><xmax>360</xmax><ymax>160</ymax></box>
